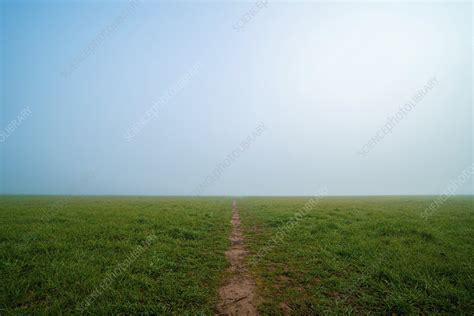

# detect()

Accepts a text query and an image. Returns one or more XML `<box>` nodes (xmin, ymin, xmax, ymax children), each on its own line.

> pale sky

<box><xmin>0</xmin><ymin>1</ymin><xmax>472</xmax><ymax>195</ymax></box>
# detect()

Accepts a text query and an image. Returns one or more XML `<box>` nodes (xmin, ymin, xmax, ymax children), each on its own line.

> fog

<box><xmin>1</xmin><ymin>1</ymin><xmax>472</xmax><ymax>195</ymax></box>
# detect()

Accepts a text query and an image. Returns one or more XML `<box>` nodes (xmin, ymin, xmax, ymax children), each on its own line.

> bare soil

<box><xmin>216</xmin><ymin>200</ymin><xmax>258</xmax><ymax>316</ymax></box>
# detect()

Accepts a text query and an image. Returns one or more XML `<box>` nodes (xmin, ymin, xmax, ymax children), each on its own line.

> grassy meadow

<box><xmin>239</xmin><ymin>196</ymin><xmax>474</xmax><ymax>314</ymax></box>
<box><xmin>0</xmin><ymin>196</ymin><xmax>231</xmax><ymax>314</ymax></box>
<box><xmin>0</xmin><ymin>195</ymin><xmax>473</xmax><ymax>314</ymax></box>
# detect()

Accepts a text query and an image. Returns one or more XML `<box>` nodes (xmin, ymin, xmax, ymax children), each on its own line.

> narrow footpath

<box><xmin>216</xmin><ymin>200</ymin><xmax>257</xmax><ymax>315</ymax></box>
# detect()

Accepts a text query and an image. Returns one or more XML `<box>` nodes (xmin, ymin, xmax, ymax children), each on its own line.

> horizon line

<box><xmin>1</xmin><ymin>194</ymin><xmax>473</xmax><ymax>198</ymax></box>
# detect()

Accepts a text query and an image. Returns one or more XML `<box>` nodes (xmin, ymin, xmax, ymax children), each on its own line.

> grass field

<box><xmin>0</xmin><ymin>196</ymin><xmax>231</xmax><ymax>314</ymax></box>
<box><xmin>239</xmin><ymin>196</ymin><xmax>474</xmax><ymax>314</ymax></box>
<box><xmin>1</xmin><ymin>195</ymin><xmax>473</xmax><ymax>314</ymax></box>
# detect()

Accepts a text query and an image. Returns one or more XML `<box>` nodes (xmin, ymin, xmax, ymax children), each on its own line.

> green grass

<box><xmin>238</xmin><ymin>196</ymin><xmax>474</xmax><ymax>314</ymax></box>
<box><xmin>0</xmin><ymin>196</ymin><xmax>231</xmax><ymax>314</ymax></box>
<box><xmin>1</xmin><ymin>195</ymin><xmax>473</xmax><ymax>314</ymax></box>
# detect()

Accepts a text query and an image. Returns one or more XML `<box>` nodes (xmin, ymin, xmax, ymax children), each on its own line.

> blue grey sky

<box><xmin>0</xmin><ymin>1</ymin><xmax>472</xmax><ymax>196</ymax></box>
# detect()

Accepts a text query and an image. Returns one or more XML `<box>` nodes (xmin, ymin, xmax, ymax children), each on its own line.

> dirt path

<box><xmin>216</xmin><ymin>200</ymin><xmax>258</xmax><ymax>316</ymax></box>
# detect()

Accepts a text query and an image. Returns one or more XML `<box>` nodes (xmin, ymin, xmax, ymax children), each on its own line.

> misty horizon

<box><xmin>1</xmin><ymin>1</ymin><xmax>472</xmax><ymax>196</ymax></box>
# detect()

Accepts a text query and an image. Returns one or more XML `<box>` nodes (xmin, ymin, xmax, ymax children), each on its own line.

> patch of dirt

<box><xmin>216</xmin><ymin>200</ymin><xmax>258</xmax><ymax>315</ymax></box>
<box><xmin>278</xmin><ymin>302</ymin><xmax>292</xmax><ymax>315</ymax></box>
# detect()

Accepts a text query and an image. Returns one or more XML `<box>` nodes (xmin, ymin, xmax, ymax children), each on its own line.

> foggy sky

<box><xmin>1</xmin><ymin>1</ymin><xmax>472</xmax><ymax>195</ymax></box>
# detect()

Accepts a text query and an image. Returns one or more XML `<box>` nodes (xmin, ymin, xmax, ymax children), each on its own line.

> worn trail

<box><xmin>216</xmin><ymin>200</ymin><xmax>257</xmax><ymax>316</ymax></box>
